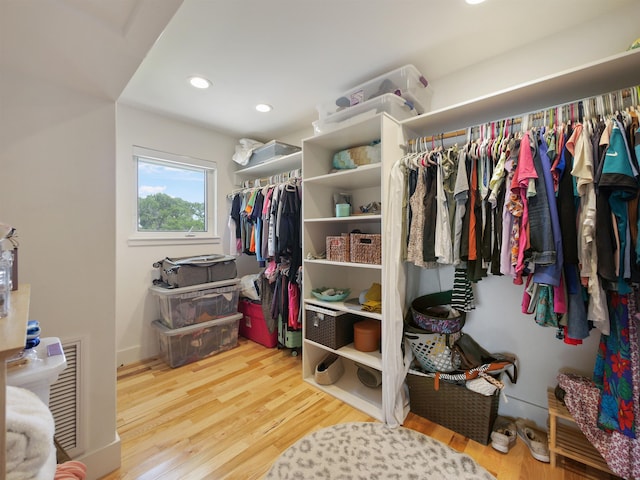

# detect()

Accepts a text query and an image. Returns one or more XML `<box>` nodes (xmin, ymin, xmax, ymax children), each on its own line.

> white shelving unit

<box><xmin>301</xmin><ymin>113</ymin><xmax>405</xmax><ymax>422</ymax></box>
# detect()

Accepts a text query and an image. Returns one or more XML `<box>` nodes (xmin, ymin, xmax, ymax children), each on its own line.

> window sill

<box><xmin>127</xmin><ymin>235</ymin><xmax>221</xmax><ymax>247</ymax></box>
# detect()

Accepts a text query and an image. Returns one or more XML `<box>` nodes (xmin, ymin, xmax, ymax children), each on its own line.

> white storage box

<box><xmin>149</xmin><ymin>279</ymin><xmax>240</xmax><ymax>329</ymax></box>
<box><xmin>313</xmin><ymin>93</ymin><xmax>418</xmax><ymax>135</ymax></box>
<box><xmin>317</xmin><ymin>64</ymin><xmax>431</xmax><ymax>122</ymax></box>
<box><xmin>152</xmin><ymin>313</ymin><xmax>242</xmax><ymax>368</ymax></box>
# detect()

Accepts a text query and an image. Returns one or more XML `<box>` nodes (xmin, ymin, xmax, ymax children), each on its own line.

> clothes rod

<box><xmin>401</xmin><ymin>85</ymin><xmax>638</xmax><ymax>149</ymax></box>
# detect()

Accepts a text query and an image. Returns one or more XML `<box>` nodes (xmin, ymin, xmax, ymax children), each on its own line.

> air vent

<box><xmin>49</xmin><ymin>339</ymin><xmax>83</xmax><ymax>456</ymax></box>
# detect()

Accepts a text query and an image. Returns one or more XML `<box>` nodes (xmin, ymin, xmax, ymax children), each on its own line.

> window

<box><xmin>130</xmin><ymin>146</ymin><xmax>218</xmax><ymax>245</ymax></box>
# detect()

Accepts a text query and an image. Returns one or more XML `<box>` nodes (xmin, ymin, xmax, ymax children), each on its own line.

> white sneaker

<box><xmin>490</xmin><ymin>416</ymin><xmax>517</xmax><ymax>453</ymax></box>
<box><xmin>516</xmin><ymin>418</ymin><xmax>550</xmax><ymax>463</ymax></box>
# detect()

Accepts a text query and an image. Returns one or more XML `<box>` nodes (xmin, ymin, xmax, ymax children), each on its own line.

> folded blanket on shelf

<box><xmin>6</xmin><ymin>386</ymin><xmax>55</xmax><ymax>480</ymax></box>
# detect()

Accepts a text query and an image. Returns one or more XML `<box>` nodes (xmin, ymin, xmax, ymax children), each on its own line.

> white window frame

<box><xmin>128</xmin><ymin>146</ymin><xmax>220</xmax><ymax>247</ymax></box>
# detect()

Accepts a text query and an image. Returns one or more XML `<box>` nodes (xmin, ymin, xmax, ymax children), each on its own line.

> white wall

<box><xmin>428</xmin><ymin>2</ymin><xmax>640</xmax><ymax>112</ymax></box>
<box><xmin>0</xmin><ymin>74</ymin><xmax>120</xmax><ymax>476</ymax></box>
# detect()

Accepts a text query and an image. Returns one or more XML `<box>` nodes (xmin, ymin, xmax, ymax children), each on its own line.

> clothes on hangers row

<box><xmin>396</xmin><ymin>94</ymin><xmax>640</xmax><ymax>442</ymax></box>
<box><xmin>228</xmin><ymin>180</ymin><xmax>301</xmax><ymax>270</ymax></box>
<box><xmin>401</xmin><ymin>99</ymin><xmax>639</xmax><ymax>337</ymax></box>
<box><xmin>228</xmin><ymin>178</ymin><xmax>303</xmax><ymax>331</ymax></box>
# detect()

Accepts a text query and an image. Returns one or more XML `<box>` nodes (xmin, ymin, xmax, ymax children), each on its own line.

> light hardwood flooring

<box><xmin>99</xmin><ymin>337</ymin><xmax>620</xmax><ymax>480</ymax></box>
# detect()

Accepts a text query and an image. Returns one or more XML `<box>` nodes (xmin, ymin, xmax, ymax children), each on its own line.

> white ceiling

<box><xmin>3</xmin><ymin>0</ymin><xmax>637</xmax><ymax>142</ymax></box>
<box><xmin>118</xmin><ymin>0</ymin><xmax>637</xmax><ymax>141</ymax></box>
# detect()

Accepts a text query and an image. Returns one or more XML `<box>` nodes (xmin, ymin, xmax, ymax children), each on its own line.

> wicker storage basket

<box><xmin>406</xmin><ymin>369</ymin><xmax>499</xmax><ymax>445</ymax></box>
<box><xmin>350</xmin><ymin>233</ymin><xmax>382</xmax><ymax>264</ymax></box>
<box><xmin>305</xmin><ymin>304</ymin><xmax>359</xmax><ymax>349</ymax></box>
<box><xmin>326</xmin><ymin>234</ymin><xmax>350</xmax><ymax>262</ymax></box>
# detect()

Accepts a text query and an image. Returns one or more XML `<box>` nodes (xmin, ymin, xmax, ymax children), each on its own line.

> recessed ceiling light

<box><xmin>188</xmin><ymin>76</ymin><xmax>211</xmax><ymax>89</ymax></box>
<box><xmin>465</xmin><ymin>0</ymin><xmax>485</xmax><ymax>4</ymax></box>
<box><xmin>255</xmin><ymin>104</ymin><xmax>273</xmax><ymax>113</ymax></box>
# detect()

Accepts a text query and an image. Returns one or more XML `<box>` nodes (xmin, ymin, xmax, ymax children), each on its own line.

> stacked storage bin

<box><xmin>149</xmin><ymin>279</ymin><xmax>242</xmax><ymax>368</ymax></box>
<box><xmin>313</xmin><ymin>64</ymin><xmax>432</xmax><ymax>134</ymax></box>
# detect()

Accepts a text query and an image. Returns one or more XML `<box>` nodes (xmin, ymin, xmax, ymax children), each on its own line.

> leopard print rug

<box><xmin>265</xmin><ymin>422</ymin><xmax>495</xmax><ymax>479</ymax></box>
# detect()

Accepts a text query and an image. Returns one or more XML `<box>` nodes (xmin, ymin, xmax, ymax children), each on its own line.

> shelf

<box><xmin>547</xmin><ymin>389</ymin><xmax>614</xmax><ymax>475</ymax></box>
<box><xmin>303</xmin><ymin>115</ymin><xmax>385</xmax><ymax>151</ymax></box>
<box><xmin>554</xmin><ymin>423</ymin><xmax>613</xmax><ymax>473</ymax></box>
<box><xmin>304</xmin><ymin>163</ymin><xmax>381</xmax><ymax>188</ymax></box>
<box><xmin>233</xmin><ymin>151</ymin><xmax>301</xmax><ymax>182</ymax></box>
<box><xmin>402</xmin><ymin>48</ymin><xmax>640</xmax><ymax>137</ymax></box>
<box><xmin>304</xmin><ymin>259</ymin><xmax>382</xmax><ymax>270</ymax></box>
<box><xmin>303</xmin><ymin>359</ymin><xmax>384</xmax><ymax>422</ymax></box>
<box><xmin>304</xmin><ymin>214</ymin><xmax>382</xmax><ymax>224</ymax></box>
<box><xmin>304</xmin><ymin>298</ymin><xmax>382</xmax><ymax>321</ymax></box>
<box><xmin>304</xmin><ymin>338</ymin><xmax>382</xmax><ymax>371</ymax></box>
<box><xmin>302</xmin><ymin>112</ymin><xmax>399</xmax><ymax>425</ymax></box>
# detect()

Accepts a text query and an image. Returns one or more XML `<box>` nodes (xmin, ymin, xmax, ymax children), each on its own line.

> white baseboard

<box><xmin>77</xmin><ymin>433</ymin><xmax>121</xmax><ymax>480</ymax></box>
<box><xmin>117</xmin><ymin>345</ymin><xmax>143</xmax><ymax>367</ymax></box>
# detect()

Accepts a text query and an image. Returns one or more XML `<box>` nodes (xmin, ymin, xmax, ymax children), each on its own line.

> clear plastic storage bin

<box><xmin>313</xmin><ymin>93</ymin><xmax>418</xmax><ymax>135</ymax></box>
<box><xmin>317</xmin><ymin>64</ymin><xmax>431</xmax><ymax>122</ymax></box>
<box><xmin>149</xmin><ymin>279</ymin><xmax>240</xmax><ymax>329</ymax></box>
<box><xmin>152</xmin><ymin>313</ymin><xmax>242</xmax><ymax>368</ymax></box>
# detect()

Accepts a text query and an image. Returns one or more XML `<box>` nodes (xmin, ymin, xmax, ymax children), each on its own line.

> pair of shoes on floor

<box><xmin>490</xmin><ymin>416</ymin><xmax>550</xmax><ymax>463</ymax></box>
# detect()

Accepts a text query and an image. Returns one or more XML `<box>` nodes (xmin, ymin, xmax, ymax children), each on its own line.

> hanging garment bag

<box><xmin>154</xmin><ymin>254</ymin><xmax>237</xmax><ymax>288</ymax></box>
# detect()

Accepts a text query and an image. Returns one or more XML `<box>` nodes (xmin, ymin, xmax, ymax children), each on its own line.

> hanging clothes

<box><xmin>598</xmin><ymin>120</ymin><xmax>639</xmax><ymax>294</ymax></box>
<box><xmin>400</xmin><ymin>88</ymin><xmax>640</xmax><ymax>471</ymax></box>
<box><xmin>594</xmin><ymin>292</ymin><xmax>636</xmax><ymax>438</ymax></box>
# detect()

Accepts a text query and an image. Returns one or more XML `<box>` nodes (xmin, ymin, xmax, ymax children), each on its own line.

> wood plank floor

<box><xmin>99</xmin><ymin>337</ymin><xmax>620</xmax><ymax>480</ymax></box>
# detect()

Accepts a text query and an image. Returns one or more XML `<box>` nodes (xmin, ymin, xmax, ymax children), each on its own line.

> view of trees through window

<box><xmin>137</xmin><ymin>156</ymin><xmax>208</xmax><ymax>233</ymax></box>
<box><xmin>138</xmin><ymin>192</ymin><xmax>205</xmax><ymax>231</ymax></box>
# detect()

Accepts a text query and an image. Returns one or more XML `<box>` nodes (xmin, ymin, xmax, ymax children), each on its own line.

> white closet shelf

<box><xmin>402</xmin><ymin>48</ymin><xmax>640</xmax><ymax>136</ymax></box>
<box><xmin>304</xmin><ymin>163</ymin><xmax>381</xmax><ymax>188</ymax></box>
<box><xmin>304</xmin><ymin>298</ymin><xmax>382</xmax><ymax>320</ymax></box>
<box><xmin>304</xmin><ymin>117</ymin><xmax>383</xmax><ymax>150</ymax></box>
<box><xmin>233</xmin><ymin>151</ymin><xmax>301</xmax><ymax>182</ymax></box>
<box><xmin>303</xmin><ymin>361</ymin><xmax>384</xmax><ymax>422</ymax></box>
<box><xmin>304</xmin><ymin>338</ymin><xmax>382</xmax><ymax>371</ymax></box>
<box><xmin>304</xmin><ymin>214</ymin><xmax>382</xmax><ymax>224</ymax></box>
<box><xmin>304</xmin><ymin>258</ymin><xmax>382</xmax><ymax>270</ymax></box>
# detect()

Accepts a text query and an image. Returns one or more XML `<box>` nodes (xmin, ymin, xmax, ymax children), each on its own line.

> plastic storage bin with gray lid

<box><xmin>152</xmin><ymin>313</ymin><xmax>242</xmax><ymax>368</ymax></box>
<box><xmin>149</xmin><ymin>278</ymin><xmax>240</xmax><ymax>329</ymax></box>
<box><xmin>247</xmin><ymin>140</ymin><xmax>301</xmax><ymax>167</ymax></box>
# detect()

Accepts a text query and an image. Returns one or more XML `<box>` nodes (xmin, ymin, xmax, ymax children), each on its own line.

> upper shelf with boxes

<box><xmin>233</xmin><ymin>140</ymin><xmax>302</xmax><ymax>185</ymax></box>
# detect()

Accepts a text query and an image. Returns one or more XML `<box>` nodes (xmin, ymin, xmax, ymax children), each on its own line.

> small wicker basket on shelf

<box><xmin>326</xmin><ymin>234</ymin><xmax>350</xmax><ymax>262</ymax></box>
<box><xmin>350</xmin><ymin>233</ymin><xmax>381</xmax><ymax>264</ymax></box>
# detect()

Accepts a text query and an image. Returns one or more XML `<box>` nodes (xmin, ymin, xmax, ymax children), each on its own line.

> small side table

<box><xmin>547</xmin><ymin>389</ymin><xmax>614</xmax><ymax>474</ymax></box>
